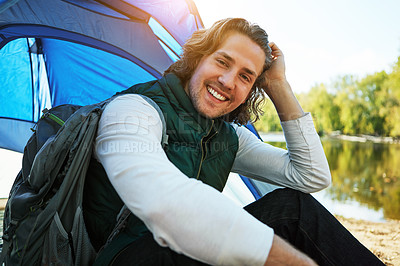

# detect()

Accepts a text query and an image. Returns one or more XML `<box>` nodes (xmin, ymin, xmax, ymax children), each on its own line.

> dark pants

<box><xmin>110</xmin><ymin>188</ymin><xmax>384</xmax><ymax>266</ymax></box>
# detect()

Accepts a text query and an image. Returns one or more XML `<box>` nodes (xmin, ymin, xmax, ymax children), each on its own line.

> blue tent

<box><xmin>0</xmin><ymin>0</ymin><xmax>203</xmax><ymax>152</ymax></box>
<box><xmin>0</xmin><ymin>0</ymin><xmax>275</xmax><ymax>204</ymax></box>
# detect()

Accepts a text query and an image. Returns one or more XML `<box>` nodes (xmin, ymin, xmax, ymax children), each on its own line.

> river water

<box><xmin>267</xmin><ymin>137</ymin><xmax>400</xmax><ymax>221</ymax></box>
<box><xmin>0</xmin><ymin>210</ymin><xmax>3</xmax><ymax>246</ymax></box>
<box><xmin>321</xmin><ymin>138</ymin><xmax>400</xmax><ymax>220</ymax></box>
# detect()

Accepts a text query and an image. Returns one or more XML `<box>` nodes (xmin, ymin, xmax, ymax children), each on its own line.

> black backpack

<box><xmin>0</xmin><ymin>95</ymin><xmax>167</xmax><ymax>265</ymax></box>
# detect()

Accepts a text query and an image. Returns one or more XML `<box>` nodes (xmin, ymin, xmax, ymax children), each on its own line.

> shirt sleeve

<box><xmin>95</xmin><ymin>94</ymin><xmax>273</xmax><ymax>265</ymax></box>
<box><xmin>231</xmin><ymin>113</ymin><xmax>331</xmax><ymax>193</ymax></box>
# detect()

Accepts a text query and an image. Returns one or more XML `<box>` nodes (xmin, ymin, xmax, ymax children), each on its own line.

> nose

<box><xmin>217</xmin><ymin>70</ymin><xmax>235</xmax><ymax>90</ymax></box>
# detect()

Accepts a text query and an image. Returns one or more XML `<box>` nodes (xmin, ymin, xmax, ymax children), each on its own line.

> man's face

<box><xmin>185</xmin><ymin>32</ymin><xmax>265</xmax><ymax>119</ymax></box>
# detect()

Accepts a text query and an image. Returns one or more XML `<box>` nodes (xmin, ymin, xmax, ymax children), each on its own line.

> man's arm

<box><xmin>251</xmin><ymin>42</ymin><xmax>325</xmax><ymax>264</ymax></box>
<box><xmin>231</xmin><ymin>42</ymin><xmax>331</xmax><ymax>192</ymax></box>
<box><xmin>231</xmin><ymin>113</ymin><xmax>331</xmax><ymax>193</ymax></box>
<box><xmin>264</xmin><ymin>42</ymin><xmax>304</xmax><ymax>121</ymax></box>
<box><xmin>265</xmin><ymin>235</ymin><xmax>317</xmax><ymax>266</ymax></box>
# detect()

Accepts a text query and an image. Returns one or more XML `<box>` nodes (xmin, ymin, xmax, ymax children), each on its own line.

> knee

<box><xmin>244</xmin><ymin>188</ymin><xmax>303</xmax><ymax>220</ymax></box>
<box><xmin>264</xmin><ymin>188</ymin><xmax>309</xmax><ymax>202</ymax></box>
<box><xmin>247</xmin><ymin>188</ymin><xmax>316</xmax><ymax>215</ymax></box>
<box><xmin>268</xmin><ymin>188</ymin><xmax>327</xmax><ymax>219</ymax></box>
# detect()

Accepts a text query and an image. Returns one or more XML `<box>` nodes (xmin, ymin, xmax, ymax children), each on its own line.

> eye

<box><xmin>216</xmin><ymin>59</ymin><xmax>228</xmax><ymax>67</ymax></box>
<box><xmin>240</xmin><ymin>74</ymin><xmax>251</xmax><ymax>83</ymax></box>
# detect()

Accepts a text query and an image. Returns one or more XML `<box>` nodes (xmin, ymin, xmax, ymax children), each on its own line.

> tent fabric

<box><xmin>0</xmin><ymin>24</ymin><xmax>162</xmax><ymax>78</ymax></box>
<box><xmin>130</xmin><ymin>0</ymin><xmax>204</xmax><ymax>45</ymax></box>
<box><xmin>0</xmin><ymin>34</ymin><xmax>158</xmax><ymax>152</ymax></box>
<box><xmin>42</xmin><ymin>38</ymin><xmax>155</xmax><ymax>106</ymax></box>
<box><xmin>0</xmin><ymin>0</ymin><xmax>203</xmax><ymax>153</ymax></box>
<box><xmin>0</xmin><ymin>0</ymin><xmax>173</xmax><ymax>74</ymax></box>
<box><xmin>0</xmin><ymin>119</ymin><xmax>34</xmax><ymax>154</ymax></box>
<box><xmin>0</xmin><ymin>0</ymin><xmax>20</xmax><ymax>13</ymax></box>
<box><xmin>0</xmin><ymin>39</ymin><xmax>34</xmax><ymax>122</ymax></box>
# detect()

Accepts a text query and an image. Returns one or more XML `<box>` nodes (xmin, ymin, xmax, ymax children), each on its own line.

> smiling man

<box><xmin>83</xmin><ymin>18</ymin><xmax>384</xmax><ymax>265</ymax></box>
<box><xmin>185</xmin><ymin>32</ymin><xmax>265</xmax><ymax>119</ymax></box>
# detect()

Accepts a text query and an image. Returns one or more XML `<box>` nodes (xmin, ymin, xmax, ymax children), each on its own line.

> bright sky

<box><xmin>194</xmin><ymin>0</ymin><xmax>400</xmax><ymax>93</ymax></box>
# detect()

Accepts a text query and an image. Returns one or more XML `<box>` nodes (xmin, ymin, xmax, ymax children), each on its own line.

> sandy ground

<box><xmin>336</xmin><ymin>216</ymin><xmax>400</xmax><ymax>265</ymax></box>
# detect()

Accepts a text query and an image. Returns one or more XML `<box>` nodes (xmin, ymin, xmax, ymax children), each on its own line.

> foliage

<box><xmin>256</xmin><ymin>56</ymin><xmax>400</xmax><ymax>137</ymax></box>
<box><xmin>254</xmin><ymin>98</ymin><xmax>281</xmax><ymax>132</ymax></box>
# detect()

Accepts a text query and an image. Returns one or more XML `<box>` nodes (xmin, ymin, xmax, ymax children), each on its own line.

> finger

<box><xmin>268</xmin><ymin>42</ymin><xmax>283</xmax><ymax>57</ymax></box>
<box><xmin>268</xmin><ymin>42</ymin><xmax>279</xmax><ymax>51</ymax></box>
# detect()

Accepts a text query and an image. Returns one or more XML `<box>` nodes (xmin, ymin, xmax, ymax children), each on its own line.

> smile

<box><xmin>207</xmin><ymin>86</ymin><xmax>227</xmax><ymax>101</ymax></box>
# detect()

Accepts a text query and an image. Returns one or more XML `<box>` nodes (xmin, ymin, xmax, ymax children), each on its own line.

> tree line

<box><xmin>255</xmin><ymin>56</ymin><xmax>400</xmax><ymax>137</ymax></box>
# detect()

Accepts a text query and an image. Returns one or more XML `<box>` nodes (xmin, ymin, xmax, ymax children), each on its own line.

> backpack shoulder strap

<box><xmin>135</xmin><ymin>94</ymin><xmax>169</xmax><ymax>148</ymax></box>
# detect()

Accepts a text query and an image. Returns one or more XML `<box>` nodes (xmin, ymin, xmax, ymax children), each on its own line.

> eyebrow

<box><xmin>215</xmin><ymin>51</ymin><xmax>258</xmax><ymax>77</ymax></box>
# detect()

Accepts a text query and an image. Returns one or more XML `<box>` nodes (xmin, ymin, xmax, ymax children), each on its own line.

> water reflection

<box><xmin>268</xmin><ymin>139</ymin><xmax>400</xmax><ymax>220</ymax></box>
<box><xmin>323</xmin><ymin>139</ymin><xmax>400</xmax><ymax>220</ymax></box>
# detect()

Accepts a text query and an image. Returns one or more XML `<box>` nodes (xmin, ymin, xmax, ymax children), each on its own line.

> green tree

<box><xmin>357</xmin><ymin>71</ymin><xmax>388</xmax><ymax>135</ymax></box>
<box><xmin>256</xmin><ymin>56</ymin><xmax>400</xmax><ymax>137</ymax></box>
<box><xmin>254</xmin><ymin>98</ymin><xmax>282</xmax><ymax>132</ymax></box>
<box><xmin>381</xmin><ymin>57</ymin><xmax>400</xmax><ymax>137</ymax></box>
<box><xmin>332</xmin><ymin>75</ymin><xmax>373</xmax><ymax>135</ymax></box>
<box><xmin>298</xmin><ymin>83</ymin><xmax>341</xmax><ymax>135</ymax></box>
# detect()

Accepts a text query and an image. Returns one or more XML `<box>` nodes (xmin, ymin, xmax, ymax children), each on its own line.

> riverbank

<box><xmin>336</xmin><ymin>216</ymin><xmax>400</xmax><ymax>265</ymax></box>
<box><xmin>328</xmin><ymin>132</ymin><xmax>400</xmax><ymax>144</ymax></box>
<box><xmin>0</xmin><ymin>198</ymin><xmax>6</xmax><ymax>208</ymax></box>
<box><xmin>259</xmin><ymin>131</ymin><xmax>400</xmax><ymax>145</ymax></box>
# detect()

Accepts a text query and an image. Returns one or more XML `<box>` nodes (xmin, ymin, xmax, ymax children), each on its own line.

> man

<box><xmin>83</xmin><ymin>18</ymin><xmax>384</xmax><ymax>265</ymax></box>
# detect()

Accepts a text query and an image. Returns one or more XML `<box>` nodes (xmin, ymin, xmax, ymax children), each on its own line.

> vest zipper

<box><xmin>196</xmin><ymin>120</ymin><xmax>216</xmax><ymax>179</ymax></box>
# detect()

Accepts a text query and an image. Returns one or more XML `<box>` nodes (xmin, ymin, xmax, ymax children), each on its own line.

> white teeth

<box><xmin>207</xmin><ymin>86</ymin><xmax>226</xmax><ymax>101</ymax></box>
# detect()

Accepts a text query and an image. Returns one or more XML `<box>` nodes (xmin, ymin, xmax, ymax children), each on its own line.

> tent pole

<box><xmin>27</xmin><ymin>38</ymin><xmax>35</xmax><ymax>123</ymax></box>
